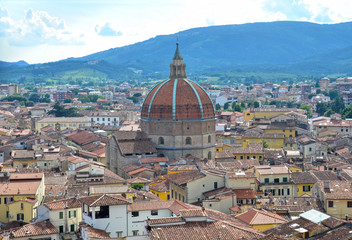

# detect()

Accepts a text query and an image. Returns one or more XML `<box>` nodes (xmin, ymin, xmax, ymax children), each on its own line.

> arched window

<box><xmin>158</xmin><ymin>137</ymin><xmax>164</xmax><ymax>145</ymax></box>
<box><xmin>208</xmin><ymin>151</ymin><xmax>212</xmax><ymax>160</ymax></box>
<box><xmin>208</xmin><ymin>135</ymin><xmax>211</xmax><ymax>143</ymax></box>
<box><xmin>186</xmin><ymin>137</ymin><xmax>192</xmax><ymax>145</ymax></box>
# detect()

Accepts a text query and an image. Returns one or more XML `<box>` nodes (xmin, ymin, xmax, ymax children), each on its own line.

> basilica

<box><xmin>141</xmin><ymin>43</ymin><xmax>216</xmax><ymax>160</ymax></box>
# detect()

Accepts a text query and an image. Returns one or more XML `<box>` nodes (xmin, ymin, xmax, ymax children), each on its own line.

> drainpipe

<box><xmin>126</xmin><ymin>204</ymin><xmax>129</xmax><ymax>237</ymax></box>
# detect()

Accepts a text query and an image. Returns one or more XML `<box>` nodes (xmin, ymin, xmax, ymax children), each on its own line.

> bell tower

<box><xmin>169</xmin><ymin>42</ymin><xmax>187</xmax><ymax>79</ymax></box>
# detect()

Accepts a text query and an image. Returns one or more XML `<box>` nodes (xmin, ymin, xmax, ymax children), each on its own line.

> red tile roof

<box><xmin>165</xmin><ymin>171</ymin><xmax>205</xmax><ymax>185</ymax></box>
<box><xmin>235</xmin><ymin>208</ymin><xmax>287</xmax><ymax>225</ymax></box>
<box><xmin>10</xmin><ymin>220</ymin><xmax>58</xmax><ymax>238</ymax></box>
<box><xmin>66</xmin><ymin>131</ymin><xmax>99</xmax><ymax>145</ymax></box>
<box><xmin>44</xmin><ymin>197</ymin><xmax>81</xmax><ymax>210</ymax></box>
<box><xmin>79</xmin><ymin>194</ymin><xmax>130</xmax><ymax>207</ymax></box>
<box><xmin>233</xmin><ymin>189</ymin><xmax>256</xmax><ymax>199</ymax></box>
<box><xmin>80</xmin><ymin>223</ymin><xmax>111</xmax><ymax>239</ymax></box>
<box><xmin>140</xmin><ymin>157</ymin><xmax>168</xmax><ymax>164</ymax></box>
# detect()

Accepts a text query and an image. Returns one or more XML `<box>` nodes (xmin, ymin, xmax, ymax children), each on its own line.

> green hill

<box><xmin>1</xmin><ymin>21</ymin><xmax>352</xmax><ymax>85</ymax></box>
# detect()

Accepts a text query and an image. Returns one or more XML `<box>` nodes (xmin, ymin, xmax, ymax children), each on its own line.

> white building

<box><xmin>89</xmin><ymin>111</ymin><xmax>120</xmax><ymax>126</ymax></box>
<box><xmin>80</xmin><ymin>194</ymin><xmax>130</xmax><ymax>238</ymax></box>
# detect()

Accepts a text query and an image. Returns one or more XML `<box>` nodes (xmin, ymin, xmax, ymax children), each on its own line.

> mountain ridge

<box><xmin>1</xmin><ymin>21</ymin><xmax>352</xmax><ymax>84</ymax></box>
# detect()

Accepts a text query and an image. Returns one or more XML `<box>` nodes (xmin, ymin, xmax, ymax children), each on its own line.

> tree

<box><xmin>64</xmin><ymin>98</ymin><xmax>73</xmax><ymax>103</ymax></box>
<box><xmin>324</xmin><ymin>109</ymin><xmax>335</xmax><ymax>117</ymax></box>
<box><xmin>48</xmin><ymin>102</ymin><xmax>81</xmax><ymax>117</ymax></box>
<box><xmin>39</xmin><ymin>97</ymin><xmax>51</xmax><ymax>103</ymax></box>
<box><xmin>254</xmin><ymin>101</ymin><xmax>260</xmax><ymax>108</ymax></box>
<box><xmin>328</xmin><ymin>90</ymin><xmax>339</xmax><ymax>100</ymax></box>
<box><xmin>233</xmin><ymin>104</ymin><xmax>241</xmax><ymax>112</ymax></box>
<box><xmin>316</xmin><ymin>89</ymin><xmax>321</xmax><ymax>94</ymax></box>
<box><xmin>342</xmin><ymin>104</ymin><xmax>352</xmax><ymax>119</ymax></box>
<box><xmin>216</xmin><ymin>103</ymin><xmax>221</xmax><ymax>110</ymax></box>
<box><xmin>316</xmin><ymin>102</ymin><xmax>328</xmax><ymax>116</ymax></box>
<box><xmin>29</xmin><ymin>93</ymin><xmax>40</xmax><ymax>103</ymax></box>
<box><xmin>331</xmin><ymin>97</ymin><xmax>345</xmax><ymax>114</ymax></box>
<box><xmin>261</xmin><ymin>140</ymin><xmax>268</xmax><ymax>148</ymax></box>
<box><xmin>132</xmin><ymin>183</ymin><xmax>144</xmax><ymax>190</ymax></box>
<box><xmin>224</xmin><ymin>102</ymin><xmax>229</xmax><ymax>110</ymax></box>
<box><xmin>308</xmin><ymin>94</ymin><xmax>316</xmax><ymax>100</ymax></box>
<box><xmin>299</xmin><ymin>105</ymin><xmax>312</xmax><ymax>118</ymax></box>
<box><xmin>25</xmin><ymin>101</ymin><xmax>34</xmax><ymax>107</ymax></box>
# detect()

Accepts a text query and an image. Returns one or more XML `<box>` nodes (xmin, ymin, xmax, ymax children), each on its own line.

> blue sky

<box><xmin>1</xmin><ymin>0</ymin><xmax>352</xmax><ymax>63</ymax></box>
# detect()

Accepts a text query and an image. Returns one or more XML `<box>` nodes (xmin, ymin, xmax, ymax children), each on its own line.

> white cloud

<box><xmin>1</xmin><ymin>8</ymin><xmax>84</xmax><ymax>46</ymax></box>
<box><xmin>95</xmin><ymin>22</ymin><xmax>122</xmax><ymax>36</ymax></box>
<box><xmin>0</xmin><ymin>5</ymin><xmax>9</xmax><ymax>18</ymax></box>
<box><xmin>301</xmin><ymin>0</ymin><xmax>352</xmax><ymax>23</ymax></box>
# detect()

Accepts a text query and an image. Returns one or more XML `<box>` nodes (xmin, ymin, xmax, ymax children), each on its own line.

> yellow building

<box><xmin>0</xmin><ymin>172</ymin><xmax>45</xmax><ymax>223</ymax></box>
<box><xmin>244</xmin><ymin>107</ymin><xmax>303</xmax><ymax>122</ymax></box>
<box><xmin>35</xmin><ymin>117</ymin><xmax>88</xmax><ymax>133</ymax></box>
<box><xmin>216</xmin><ymin>132</ymin><xmax>239</xmax><ymax>146</ymax></box>
<box><xmin>264</xmin><ymin>127</ymin><xmax>296</xmax><ymax>138</ymax></box>
<box><xmin>166</xmin><ymin>165</ymin><xmax>198</xmax><ymax>175</ymax></box>
<box><xmin>242</xmin><ymin>132</ymin><xmax>285</xmax><ymax>149</ymax></box>
<box><xmin>167</xmin><ymin>170</ymin><xmax>225</xmax><ymax>203</ymax></box>
<box><xmin>252</xmin><ymin>165</ymin><xmax>293</xmax><ymax>197</ymax></box>
<box><xmin>149</xmin><ymin>181</ymin><xmax>170</xmax><ymax>200</ymax></box>
<box><xmin>11</xmin><ymin>149</ymin><xmax>38</xmax><ymax>168</ymax></box>
<box><xmin>40</xmin><ymin>198</ymin><xmax>82</xmax><ymax>233</ymax></box>
<box><xmin>235</xmin><ymin>208</ymin><xmax>287</xmax><ymax>231</ymax></box>
<box><xmin>7</xmin><ymin>198</ymin><xmax>36</xmax><ymax>223</ymax></box>
<box><xmin>291</xmin><ymin>172</ymin><xmax>316</xmax><ymax>197</ymax></box>
<box><xmin>226</xmin><ymin>144</ymin><xmax>264</xmax><ymax>162</ymax></box>
<box><xmin>215</xmin><ymin>141</ymin><xmax>232</xmax><ymax>152</ymax></box>
<box><xmin>314</xmin><ymin>181</ymin><xmax>352</xmax><ymax>218</ymax></box>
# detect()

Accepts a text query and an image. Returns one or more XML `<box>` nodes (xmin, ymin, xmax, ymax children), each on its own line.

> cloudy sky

<box><xmin>1</xmin><ymin>0</ymin><xmax>352</xmax><ymax>64</ymax></box>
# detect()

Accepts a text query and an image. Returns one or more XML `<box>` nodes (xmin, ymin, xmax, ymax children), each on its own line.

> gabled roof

<box><xmin>80</xmin><ymin>223</ymin><xmax>111</xmax><ymax>239</ymax></box>
<box><xmin>291</xmin><ymin>172</ymin><xmax>317</xmax><ymax>184</ymax></box>
<box><xmin>79</xmin><ymin>194</ymin><xmax>130</xmax><ymax>207</ymax></box>
<box><xmin>10</xmin><ymin>220</ymin><xmax>58</xmax><ymax>238</ymax></box>
<box><xmin>165</xmin><ymin>171</ymin><xmax>206</xmax><ymax>185</ymax></box>
<box><xmin>235</xmin><ymin>208</ymin><xmax>287</xmax><ymax>225</ymax></box>
<box><xmin>44</xmin><ymin>197</ymin><xmax>81</xmax><ymax>210</ymax></box>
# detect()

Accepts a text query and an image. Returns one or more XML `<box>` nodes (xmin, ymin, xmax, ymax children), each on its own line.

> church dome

<box><xmin>141</xmin><ymin>43</ymin><xmax>215</xmax><ymax>120</ymax></box>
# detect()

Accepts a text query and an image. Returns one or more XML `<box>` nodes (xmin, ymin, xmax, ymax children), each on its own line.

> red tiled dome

<box><xmin>141</xmin><ymin>78</ymin><xmax>215</xmax><ymax>120</ymax></box>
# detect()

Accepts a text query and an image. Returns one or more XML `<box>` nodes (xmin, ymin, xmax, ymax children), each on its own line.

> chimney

<box><xmin>324</xmin><ymin>182</ymin><xmax>330</xmax><ymax>189</ymax></box>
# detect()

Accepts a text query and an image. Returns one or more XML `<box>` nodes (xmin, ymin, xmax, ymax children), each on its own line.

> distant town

<box><xmin>1</xmin><ymin>45</ymin><xmax>352</xmax><ymax>239</ymax></box>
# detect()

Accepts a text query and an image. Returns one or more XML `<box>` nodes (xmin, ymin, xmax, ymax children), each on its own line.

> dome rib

<box><xmin>190</xmin><ymin>80</ymin><xmax>216</xmax><ymax>112</ymax></box>
<box><xmin>184</xmin><ymin>79</ymin><xmax>203</xmax><ymax>119</ymax></box>
<box><xmin>172</xmin><ymin>79</ymin><xmax>178</xmax><ymax>120</ymax></box>
<box><xmin>147</xmin><ymin>80</ymin><xmax>170</xmax><ymax>119</ymax></box>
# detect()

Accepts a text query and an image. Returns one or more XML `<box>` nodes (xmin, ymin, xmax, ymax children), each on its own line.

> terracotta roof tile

<box><xmin>291</xmin><ymin>172</ymin><xmax>317</xmax><ymax>184</ymax></box>
<box><xmin>165</xmin><ymin>171</ymin><xmax>205</xmax><ymax>185</ymax></box>
<box><xmin>80</xmin><ymin>223</ymin><xmax>110</xmax><ymax>239</ymax></box>
<box><xmin>150</xmin><ymin>181</ymin><xmax>169</xmax><ymax>192</ymax></box>
<box><xmin>11</xmin><ymin>220</ymin><xmax>58</xmax><ymax>238</ymax></box>
<box><xmin>140</xmin><ymin>157</ymin><xmax>168</xmax><ymax>164</ymax></box>
<box><xmin>233</xmin><ymin>189</ymin><xmax>256</xmax><ymax>199</ymax></box>
<box><xmin>79</xmin><ymin>194</ymin><xmax>130</xmax><ymax>207</ymax></box>
<box><xmin>235</xmin><ymin>208</ymin><xmax>287</xmax><ymax>225</ymax></box>
<box><xmin>44</xmin><ymin>197</ymin><xmax>81</xmax><ymax>210</ymax></box>
<box><xmin>147</xmin><ymin>219</ymin><xmax>264</xmax><ymax>240</ymax></box>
